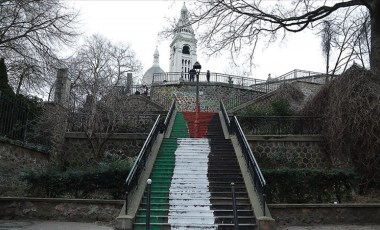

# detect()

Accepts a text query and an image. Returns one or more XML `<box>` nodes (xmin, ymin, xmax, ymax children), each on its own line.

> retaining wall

<box><xmin>270</xmin><ymin>204</ymin><xmax>380</xmax><ymax>226</ymax></box>
<box><xmin>247</xmin><ymin>135</ymin><xmax>328</xmax><ymax>169</ymax></box>
<box><xmin>63</xmin><ymin>133</ymin><xmax>147</xmax><ymax>163</ymax></box>
<box><xmin>0</xmin><ymin>140</ymin><xmax>49</xmax><ymax>196</ymax></box>
<box><xmin>0</xmin><ymin>198</ymin><xmax>122</xmax><ymax>222</ymax></box>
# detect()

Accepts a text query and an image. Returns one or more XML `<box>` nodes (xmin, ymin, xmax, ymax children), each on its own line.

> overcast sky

<box><xmin>67</xmin><ymin>0</ymin><xmax>326</xmax><ymax>81</ymax></box>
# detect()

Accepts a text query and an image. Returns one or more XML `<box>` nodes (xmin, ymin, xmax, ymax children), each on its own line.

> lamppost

<box><xmin>193</xmin><ymin>61</ymin><xmax>201</xmax><ymax>137</ymax></box>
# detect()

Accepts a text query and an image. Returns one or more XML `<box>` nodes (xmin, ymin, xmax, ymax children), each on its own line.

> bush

<box><xmin>301</xmin><ymin>65</ymin><xmax>380</xmax><ymax>192</ymax></box>
<box><xmin>21</xmin><ymin>158</ymin><xmax>131</xmax><ymax>199</ymax></box>
<box><xmin>263</xmin><ymin>168</ymin><xmax>357</xmax><ymax>203</ymax></box>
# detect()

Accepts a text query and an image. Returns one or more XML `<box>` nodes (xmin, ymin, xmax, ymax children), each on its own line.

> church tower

<box><xmin>169</xmin><ymin>3</ymin><xmax>197</xmax><ymax>73</ymax></box>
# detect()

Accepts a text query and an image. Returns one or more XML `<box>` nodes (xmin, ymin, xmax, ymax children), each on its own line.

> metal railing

<box><xmin>238</xmin><ymin>116</ymin><xmax>322</xmax><ymax>135</ymax></box>
<box><xmin>164</xmin><ymin>99</ymin><xmax>176</xmax><ymax>128</ymax></box>
<box><xmin>0</xmin><ymin>90</ymin><xmax>41</xmax><ymax>143</ymax></box>
<box><xmin>220</xmin><ymin>100</ymin><xmax>230</xmax><ymax>130</ymax></box>
<box><xmin>152</xmin><ymin>72</ymin><xmax>266</xmax><ymax>86</ymax></box>
<box><xmin>224</xmin><ymin>69</ymin><xmax>326</xmax><ymax>110</ymax></box>
<box><xmin>124</xmin><ymin>115</ymin><xmax>161</xmax><ymax>213</ymax></box>
<box><xmin>231</xmin><ymin>115</ymin><xmax>267</xmax><ymax>214</ymax></box>
<box><xmin>220</xmin><ymin>100</ymin><xmax>267</xmax><ymax>214</ymax></box>
<box><xmin>271</xmin><ymin>69</ymin><xmax>324</xmax><ymax>82</ymax></box>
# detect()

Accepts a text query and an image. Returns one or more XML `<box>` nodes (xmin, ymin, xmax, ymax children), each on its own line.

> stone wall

<box><xmin>0</xmin><ymin>140</ymin><xmax>49</xmax><ymax>196</ymax></box>
<box><xmin>230</xmin><ymin>81</ymin><xmax>323</xmax><ymax>114</ymax></box>
<box><xmin>151</xmin><ymin>82</ymin><xmax>263</xmax><ymax>111</ymax></box>
<box><xmin>63</xmin><ymin>133</ymin><xmax>147</xmax><ymax>163</ymax></box>
<box><xmin>270</xmin><ymin>204</ymin><xmax>380</xmax><ymax>226</ymax></box>
<box><xmin>0</xmin><ymin>198</ymin><xmax>122</xmax><ymax>222</ymax></box>
<box><xmin>247</xmin><ymin>136</ymin><xmax>328</xmax><ymax>169</ymax></box>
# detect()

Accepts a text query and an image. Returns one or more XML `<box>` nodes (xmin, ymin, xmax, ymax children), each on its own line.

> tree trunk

<box><xmin>16</xmin><ymin>70</ymin><xmax>26</xmax><ymax>95</ymax></box>
<box><xmin>370</xmin><ymin>1</ymin><xmax>380</xmax><ymax>75</ymax></box>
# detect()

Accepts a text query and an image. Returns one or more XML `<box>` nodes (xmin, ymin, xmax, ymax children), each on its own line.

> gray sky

<box><xmin>67</xmin><ymin>0</ymin><xmax>326</xmax><ymax>80</ymax></box>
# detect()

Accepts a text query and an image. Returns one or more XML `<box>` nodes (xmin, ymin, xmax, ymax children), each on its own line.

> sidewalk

<box><xmin>0</xmin><ymin>220</ymin><xmax>113</xmax><ymax>230</ymax></box>
<box><xmin>2</xmin><ymin>220</ymin><xmax>380</xmax><ymax>230</ymax></box>
<box><xmin>279</xmin><ymin>225</ymin><xmax>380</xmax><ymax>230</ymax></box>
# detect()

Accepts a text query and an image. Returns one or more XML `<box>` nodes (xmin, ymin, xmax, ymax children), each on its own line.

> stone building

<box><xmin>169</xmin><ymin>3</ymin><xmax>197</xmax><ymax>73</ymax></box>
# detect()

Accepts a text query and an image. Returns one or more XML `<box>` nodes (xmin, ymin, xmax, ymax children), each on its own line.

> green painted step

<box><xmin>134</xmin><ymin>113</ymin><xmax>190</xmax><ymax>227</ymax></box>
<box><xmin>169</xmin><ymin>113</ymin><xmax>189</xmax><ymax>138</ymax></box>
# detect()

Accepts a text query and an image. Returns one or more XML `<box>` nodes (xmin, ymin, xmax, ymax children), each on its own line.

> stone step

<box><xmin>137</xmin><ymin>208</ymin><xmax>254</xmax><ymax>217</ymax></box>
<box><xmin>139</xmin><ymin>203</ymin><xmax>253</xmax><ymax>210</ymax></box>
<box><xmin>133</xmin><ymin>223</ymin><xmax>257</xmax><ymax>230</ymax></box>
<box><xmin>141</xmin><ymin>197</ymin><xmax>251</xmax><ymax>205</ymax></box>
<box><xmin>135</xmin><ymin>215</ymin><xmax>255</xmax><ymax>224</ymax></box>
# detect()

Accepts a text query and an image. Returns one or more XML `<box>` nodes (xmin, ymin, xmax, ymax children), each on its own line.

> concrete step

<box><xmin>133</xmin><ymin>223</ymin><xmax>257</xmax><ymax>230</ymax></box>
<box><xmin>135</xmin><ymin>215</ymin><xmax>255</xmax><ymax>224</ymax></box>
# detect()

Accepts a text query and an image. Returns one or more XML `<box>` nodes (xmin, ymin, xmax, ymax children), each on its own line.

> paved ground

<box><xmin>279</xmin><ymin>225</ymin><xmax>380</xmax><ymax>230</ymax></box>
<box><xmin>1</xmin><ymin>220</ymin><xmax>380</xmax><ymax>230</ymax></box>
<box><xmin>0</xmin><ymin>220</ymin><xmax>113</xmax><ymax>230</ymax></box>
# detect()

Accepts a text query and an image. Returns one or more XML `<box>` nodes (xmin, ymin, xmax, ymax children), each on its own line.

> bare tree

<box><xmin>321</xmin><ymin>8</ymin><xmax>371</xmax><ymax>75</ymax></box>
<box><xmin>169</xmin><ymin>1</ymin><xmax>380</xmax><ymax>75</ymax></box>
<box><xmin>0</xmin><ymin>0</ymin><xmax>79</xmax><ymax>95</ymax></box>
<box><xmin>68</xmin><ymin>34</ymin><xmax>142</xmax><ymax>159</ymax></box>
<box><xmin>321</xmin><ymin>20</ymin><xmax>333</xmax><ymax>76</ymax></box>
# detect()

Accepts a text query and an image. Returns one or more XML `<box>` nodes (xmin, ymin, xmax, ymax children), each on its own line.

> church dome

<box><xmin>142</xmin><ymin>47</ymin><xmax>165</xmax><ymax>85</ymax></box>
<box><xmin>142</xmin><ymin>66</ymin><xmax>165</xmax><ymax>85</ymax></box>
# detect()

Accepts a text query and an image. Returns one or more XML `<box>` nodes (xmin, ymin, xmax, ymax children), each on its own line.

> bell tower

<box><xmin>169</xmin><ymin>3</ymin><xmax>197</xmax><ymax>73</ymax></box>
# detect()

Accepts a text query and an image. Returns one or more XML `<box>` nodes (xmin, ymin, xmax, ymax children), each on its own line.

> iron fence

<box><xmin>271</xmin><ymin>69</ymin><xmax>324</xmax><ymax>82</ymax></box>
<box><xmin>238</xmin><ymin>116</ymin><xmax>322</xmax><ymax>135</ymax></box>
<box><xmin>0</xmin><ymin>91</ymin><xmax>39</xmax><ymax>142</ymax></box>
<box><xmin>152</xmin><ymin>72</ymin><xmax>266</xmax><ymax>86</ymax></box>
<box><xmin>224</xmin><ymin>70</ymin><xmax>326</xmax><ymax>111</ymax></box>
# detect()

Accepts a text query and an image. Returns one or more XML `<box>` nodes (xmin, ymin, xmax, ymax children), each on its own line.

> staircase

<box><xmin>134</xmin><ymin>112</ymin><xmax>256</xmax><ymax>229</ymax></box>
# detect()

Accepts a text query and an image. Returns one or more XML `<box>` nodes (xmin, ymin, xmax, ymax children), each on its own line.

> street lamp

<box><xmin>193</xmin><ymin>61</ymin><xmax>201</xmax><ymax>137</ymax></box>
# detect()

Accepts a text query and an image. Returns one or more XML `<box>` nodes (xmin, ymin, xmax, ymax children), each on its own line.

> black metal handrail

<box><xmin>164</xmin><ymin>99</ymin><xmax>176</xmax><ymax>128</ymax></box>
<box><xmin>220</xmin><ymin>100</ymin><xmax>230</xmax><ymax>129</ymax></box>
<box><xmin>231</xmin><ymin>116</ymin><xmax>267</xmax><ymax>214</ymax></box>
<box><xmin>124</xmin><ymin>115</ymin><xmax>161</xmax><ymax>213</ymax></box>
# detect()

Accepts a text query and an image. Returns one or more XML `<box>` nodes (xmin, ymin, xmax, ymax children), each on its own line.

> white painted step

<box><xmin>168</xmin><ymin>138</ymin><xmax>217</xmax><ymax>229</ymax></box>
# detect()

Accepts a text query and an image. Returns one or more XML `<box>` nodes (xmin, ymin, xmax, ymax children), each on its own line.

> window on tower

<box><xmin>182</xmin><ymin>45</ymin><xmax>190</xmax><ymax>55</ymax></box>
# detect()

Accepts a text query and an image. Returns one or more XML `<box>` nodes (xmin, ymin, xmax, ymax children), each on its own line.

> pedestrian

<box><xmin>189</xmin><ymin>69</ymin><xmax>196</xmax><ymax>82</ymax></box>
<box><xmin>206</xmin><ymin>70</ymin><xmax>210</xmax><ymax>82</ymax></box>
<box><xmin>180</xmin><ymin>71</ymin><xmax>184</xmax><ymax>81</ymax></box>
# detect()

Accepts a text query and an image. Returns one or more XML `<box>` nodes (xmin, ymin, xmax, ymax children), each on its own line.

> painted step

<box><xmin>135</xmin><ymin>215</ymin><xmax>255</xmax><ymax>224</ymax></box>
<box><xmin>137</xmin><ymin>208</ymin><xmax>254</xmax><ymax>217</ymax></box>
<box><xmin>133</xmin><ymin>223</ymin><xmax>257</xmax><ymax>230</ymax></box>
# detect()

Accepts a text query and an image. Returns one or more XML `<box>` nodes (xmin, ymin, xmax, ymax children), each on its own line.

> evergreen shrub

<box><xmin>262</xmin><ymin>168</ymin><xmax>356</xmax><ymax>203</ymax></box>
<box><xmin>21</xmin><ymin>158</ymin><xmax>131</xmax><ymax>199</ymax></box>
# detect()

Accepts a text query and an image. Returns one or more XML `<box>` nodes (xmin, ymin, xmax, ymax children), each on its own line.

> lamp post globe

<box><xmin>193</xmin><ymin>61</ymin><xmax>201</xmax><ymax>71</ymax></box>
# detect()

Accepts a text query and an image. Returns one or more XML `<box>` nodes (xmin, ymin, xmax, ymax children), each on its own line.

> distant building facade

<box><xmin>169</xmin><ymin>3</ymin><xmax>197</xmax><ymax>73</ymax></box>
<box><xmin>141</xmin><ymin>3</ymin><xmax>198</xmax><ymax>85</ymax></box>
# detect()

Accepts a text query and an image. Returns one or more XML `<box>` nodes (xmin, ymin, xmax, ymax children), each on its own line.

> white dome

<box><xmin>142</xmin><ymin>66</ymin><xmax>165</xmax><ymax>85</ymax></box>
<box><xmin>142</xmin><ymin>47</ymin><xmax>165</xmax><ymax>85</ymax></box>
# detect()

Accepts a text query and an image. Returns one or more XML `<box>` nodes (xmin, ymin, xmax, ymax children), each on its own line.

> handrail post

<box><xmin>124</xmin><ymin>191</ymin><xmax>128</xmax><ymax>215</ymax></box>
<box><xmin>146</xmin><ymin>179</ymin><xmax>152</xmax><ymax>230</ymax></box>
<box><xmin>263</xmin><ymin>193</ymin><xmax>266</xmax><ymax>216</ymax></box>
<box><xmin>231</xmin><ymin>182</ymin><xmax>239</xmax><ymax>230</ymax></box>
